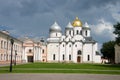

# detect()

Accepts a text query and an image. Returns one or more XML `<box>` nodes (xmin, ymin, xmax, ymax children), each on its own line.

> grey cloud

<box><xmin>66</xmin><ymin>0</ymin><xmax>119</xmax><ymax>11</ymax></box>
<box><xmin>0</xmin><ymin>0</ymin><xmax>119</xmax><ymax>47</ymax></box>
<box><xmin>19</xmin><ymin>0</ymin><xmax>51</xmax><ymax>16</ymax></box>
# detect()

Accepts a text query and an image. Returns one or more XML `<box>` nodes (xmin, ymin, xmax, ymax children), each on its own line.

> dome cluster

<box><xmin>50</xmin><ymin>17</ymin><xmax>83</xmax><ymax>32</ymax></box>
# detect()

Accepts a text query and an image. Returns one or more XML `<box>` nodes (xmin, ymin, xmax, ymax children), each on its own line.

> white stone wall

<box><xmin>93</xmin><ymin>43</ymin><xmax>101</xmax><ymax>63</ymax></box>
<box><xmin>72</xmin><ymin>43</ymin><xmax>78</xmax><ymax>63</ymax></box>
<box><xmin>50</xmin><ymin>32</ymin><xmax>62</xmax><ymax>38</ymax></box>
<box><xmin>65</xmin><ymin>29</ymin><xmax>73</xmax><ymax>37</ymax></box>
<box><xmin>82</xmin><ymin>29</ymin><xmax>90</xmax><ymax>37</ymax></box>
<box><xmin>74</xmin><ymin>27</ymin><xmax>82</xmax><ymax>35</ymax></box>
<box><xmin>60</xmin><ymin>42</ymin><xmax>66</xmax><ymax>62</ymax></box>
<box><xmin>83</xmin><ymin>43</ymin><xmax>93</xmax><ymax>62</ymax></box>
<box><xmin>65</xmin><ymin>42</ymin><xmax>72</xmax><ymax>62</ymax></box>
<box><xmin>47</xmin><ymin>43</ymin><xmax>59</xmax><ymax>62</ymax></box>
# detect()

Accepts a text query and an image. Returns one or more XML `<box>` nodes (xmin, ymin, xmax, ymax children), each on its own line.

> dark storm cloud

<box><xmin>0</xmin><ymin>0</ymin><xmax>120</xmax><ymax>49</ymax></box>
<box><xmin>0</xmin><ymin>0</ymin><xmax>67</xmax><ymax>17</ymax></box>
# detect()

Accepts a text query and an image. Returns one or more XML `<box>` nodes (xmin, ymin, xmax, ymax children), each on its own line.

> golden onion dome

<box><xmin>72</xmin><ymin>17</ymin><xmax>82</xmax><ymax>27</ymax></box>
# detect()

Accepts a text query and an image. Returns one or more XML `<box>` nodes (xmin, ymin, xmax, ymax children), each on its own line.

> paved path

<box><xmin>0</xmin><ymin>63</ymin><xmax>26</xmax><ymax>67</ymax></box>
<box><xmin>0</xmin><ymin>74</ymin><xmax>120</xmax><ymax>80</ymax></box>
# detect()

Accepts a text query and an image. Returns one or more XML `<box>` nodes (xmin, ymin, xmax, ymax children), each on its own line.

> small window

<box><xmin>69</xmin><ymin>45</ymin><xmax>71</xmax><ymax>47</ymax></box>
<box><xmin>77</xmin><ymin>30</ymin><xmax>79</xmax><ymax>34</ymax></box>
<box><xmin>78</xmin><ymin>50</ymin><xmax>82</xmax><ymax>55</ymax></box>
<box><xmin>69</xmin><ymin>30</ymin><xmax>71</xmax><ymax>35</ymax></box>
<box><xmin>69</xmin><ymin>55</ymin><xmax>71</xmax><ymax>60</ymax></box>
<box><xmin>85</xmin><ymin>31</ymin><xmax>87</xmax><ymax>36</ymax></box>
<box><xmin>75</xmin><ymin>45</ymin><xmax>77</xmax><ymax>47</ymax></box>
<box><xmin>42</xmin><ymin>49</ymin><xmax>44</xmax><ymax>54</ymax></box>
<box><xmin>80</xmin><ymin>31</ymin><xmax>82</xmax><ymax>35</ymax></box>
<box><xmin>42</xmin><ymin>59</ymin><xmax>45</xmax><ymax>62</ymax></box>
<box><xmin>53</xmin><ymin>54</ymin><xmax>55</xmax><ymax>60</ymax></box>
<box><xmin>29</xmin><ymin>49</ymin><xmax>32</xmax><ymax>53</ymax></box>
<box><xmin>63</xmin><ymin>54</ymin><xmax>65</xmax><ymax>60</ymax></box>
<box><xmin>96</xmin><ymin>51</ymin><xmax>100</xmax><ymax>55</ymax></box>
<box><xmin>4</xmin><ymin>41</ymin><xmax>6</xmax><ymax>49</ymax></box>
<box><xmin>88</xmin><ymin>55</ymin><xmax>90</xmax><ymax>61</ymax></box>
<box><xmin>63</xmin><ymin>44</ymin><xmax>64</xmax><ymax>47</ymax></box>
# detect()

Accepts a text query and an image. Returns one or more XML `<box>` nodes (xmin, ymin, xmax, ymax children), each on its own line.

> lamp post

<box><xmin>10</xmin><ymin>39</ymin><xmax>14</xmax><ymax>72</ymax></box>
<box><xmin>14</xmin><ymin>50</ymin><xmax>17</xmax><ymax>66</ymax></box>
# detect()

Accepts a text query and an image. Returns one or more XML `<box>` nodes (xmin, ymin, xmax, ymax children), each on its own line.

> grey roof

<box><xmin>84</xmin><ymin>37</ymin><xmax>96</xmax><ymax>43</ymax></box>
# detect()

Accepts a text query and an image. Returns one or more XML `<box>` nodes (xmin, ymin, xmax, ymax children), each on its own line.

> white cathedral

<box><xmin>47</xmin><ymin>17</ymin><xmax>101</xmax><ymax>63</ymax></box>
<box><xmin>0</xmin><ymin>17</ymin><xmax>101</xmax><ymax>63</ymax></box>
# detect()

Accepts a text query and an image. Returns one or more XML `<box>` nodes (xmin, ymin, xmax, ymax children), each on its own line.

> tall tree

<box><xmin>100</xmin><ymin>41</ymin><xmax>115</xmax><ymax>63</ymax></box>
<box><xmin>113</xmin><ymin>22</ymin><xmax>120</xmax><ymax>45</ymax></box>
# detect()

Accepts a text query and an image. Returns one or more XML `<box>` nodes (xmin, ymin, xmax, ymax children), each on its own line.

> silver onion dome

<box><xmin>50</xmin><ymin>22</ymin><xmax>62</xmax><ymax>32</ymax></box>
<box><xmin>65</xmin><ymin>22</ymin><xmax>73</xmax><ymax>29</ymax></box>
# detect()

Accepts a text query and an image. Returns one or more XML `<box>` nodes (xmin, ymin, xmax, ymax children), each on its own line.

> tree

<box><xmin>100</xmin><ymin>41</ymin><xmax>115</xmax><ymax>63</ymax></box>
<box><xmin>113</xmin><ymin>22</ymin><xmax>120</xmax><ymax>45</ymax></box>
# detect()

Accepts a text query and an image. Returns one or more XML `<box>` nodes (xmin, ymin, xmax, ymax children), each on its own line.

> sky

<box><xmin>0</xmin><ymin>0</ymin><xmax>120</xmax><ymax>50</ymax></box>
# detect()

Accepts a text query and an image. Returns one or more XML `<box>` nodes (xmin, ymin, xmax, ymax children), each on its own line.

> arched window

<box><xmin>88</xmin><ymin>55</ymin><xmax>90</xmax><ymax>61</ymax></box>
<box><xmin>63</xmin><ymin>54</ymin><xmax>64</xmax><ymax>60</ymax></box>
<box><xmin>85</xmin><ymin>30</ymin><xmax>87</xmax><ymax>36</ymax></box>
<box><xmin>77</xmin><ymin>30</ymin><xmax>79</xmax><ymax>34</ymax></box>
<box><xmin>53</xmin><ymin>54</ymin><xmax>55</xmax><ymax>60</ymax></box>
<box><xmin>78</xmin><ymin>50</ymin><xmax>82</xmax><ymax>55</ymax></box>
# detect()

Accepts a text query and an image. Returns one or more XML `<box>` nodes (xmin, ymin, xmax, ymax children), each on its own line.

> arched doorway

<box><xmin>77</xmin><ymin>56</ymin><xmax>81</xmax><ymax>63</ymax></box>
<box><xmin>27</xmin><ymin>56</ymin><xmax>33</xmax><ymax>62</ymax></box>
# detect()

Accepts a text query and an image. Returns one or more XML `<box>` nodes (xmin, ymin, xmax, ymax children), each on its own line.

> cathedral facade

<box><xmin>47</xmin><ymin>17</ymin><xmax>101</xmax><ymax>63</ymax></box>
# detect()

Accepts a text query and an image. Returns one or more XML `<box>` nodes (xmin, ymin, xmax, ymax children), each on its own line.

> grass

<box><xmin>0</xmin><ymin>62</ymin><xmax>120</xmax><ymax>74</ymax></box>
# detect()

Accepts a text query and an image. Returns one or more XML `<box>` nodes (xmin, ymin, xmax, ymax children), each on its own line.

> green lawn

<box><xmin>0</xmin><ymin>62</ymin><xmax>120</xmax><ymax>74</ymax></box>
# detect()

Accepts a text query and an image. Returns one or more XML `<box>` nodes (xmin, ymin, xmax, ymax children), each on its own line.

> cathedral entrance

<box><xmin>27</xmin><ymin>56</ymin><xmax>33</xmax><ymax>62</ymax></box>
<box><xmin>77</xmin><ymin>56</ymin><xmax>81</xmax><ymax>63</ymax></box>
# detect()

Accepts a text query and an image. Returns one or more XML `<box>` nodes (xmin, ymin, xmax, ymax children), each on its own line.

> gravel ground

<box><xmin>0</xmin><ymin>73</ymin><xmax>120</xmax><ymax>80</ymax></box>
